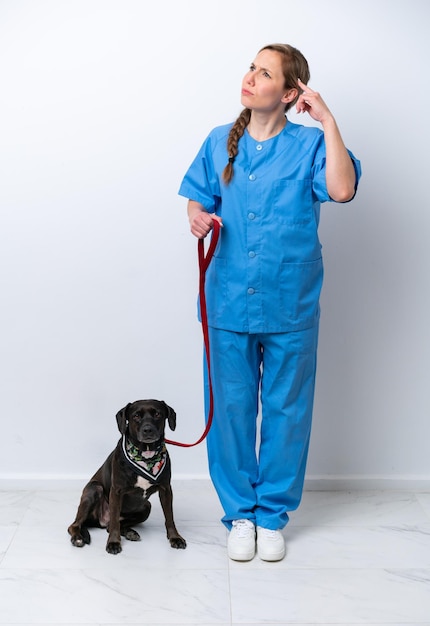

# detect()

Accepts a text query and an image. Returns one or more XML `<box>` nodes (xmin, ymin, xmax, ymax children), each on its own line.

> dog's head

<box><xmin>115</xmin><ymin>399</ymin><xmax>176</xmax><ymax>446</ymax></box>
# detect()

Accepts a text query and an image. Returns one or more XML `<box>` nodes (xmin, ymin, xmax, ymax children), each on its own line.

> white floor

<box><xmin>1</xmin><ymin>480</ymin><xmax>430</xmax><ymax>625</ymax></box>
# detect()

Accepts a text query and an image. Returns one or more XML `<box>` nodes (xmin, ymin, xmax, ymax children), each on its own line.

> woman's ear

<box><xmin>281</xmin><ymin>88</ymin><xmax>298</xmax><ymax>105</ymax></box>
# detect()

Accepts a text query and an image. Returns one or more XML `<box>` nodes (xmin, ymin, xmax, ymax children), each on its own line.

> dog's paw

<box><xmin>123</xmin><ymin>529</ymin><xmax>141</xmax><ymax>542</ymax></box>
<box><xmin>169</xmin><ymin>536</ymin><xmax>187</xmax><ymax>549</ymax></box>
<box><xmin>69</xmin><ymin>528</ymin><xmax>91</xmax><ymax>547</ymax></box>
<box><xmin>71</xmin><ymin>536</ymin><xmax>85</xmax><ymax>548</ymax></box>
<box><xmin>70</xmin><ymin>537</ymin><xmax>85</xmax><ymax>548</ymax></box>
<box><xmin>106</xmin><ymin>541</ymin><xmax>122</xmax><ymax>555</ymax></box>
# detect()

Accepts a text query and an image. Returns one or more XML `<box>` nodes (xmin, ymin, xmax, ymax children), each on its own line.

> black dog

<box><xmin>68</xmin><ymin>400</ymin><xmax>186</xmax><ymax>554</ymax></box>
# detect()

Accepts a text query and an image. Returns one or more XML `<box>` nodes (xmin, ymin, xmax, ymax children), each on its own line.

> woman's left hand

<box><xmin>296</xmin><ymin>78</ymin><xmax>333</xmax><ymax>125</ymax></box>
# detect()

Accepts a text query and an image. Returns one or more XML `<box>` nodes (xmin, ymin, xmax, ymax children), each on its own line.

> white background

<box><xmin>0</xmin><ymin>0</ymin><xmax>429</xmax><ymax>486</ymax></box>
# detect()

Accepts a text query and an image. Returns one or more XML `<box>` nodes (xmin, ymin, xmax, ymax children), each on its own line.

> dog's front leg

<box><xmin>106</xmin><ymin>486</ymin><xmax>123</xmax><ymax>554</ymax></box>
<box><xmin>158</xmin><ymin>485</ymin><xmax>187</xmax><ymax>549</ymax></box>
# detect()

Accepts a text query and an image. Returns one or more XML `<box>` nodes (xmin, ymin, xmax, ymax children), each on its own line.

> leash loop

<box><xmin>165</xmin><ymin>219</ymin><xmax>221</xmax><ymax>447</ymax></box>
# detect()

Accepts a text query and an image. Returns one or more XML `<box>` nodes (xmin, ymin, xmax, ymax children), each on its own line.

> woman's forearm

<box><xmin>322</xmin><ymin>116</ymin><xmax>357</xmax><ymax>202</ymax></box>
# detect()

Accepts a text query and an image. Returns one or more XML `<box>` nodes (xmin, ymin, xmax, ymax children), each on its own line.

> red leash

<box><xmin>165</xmin><ymin>219</ymin><xmax>221</xmax><ymax>447</ymax></box>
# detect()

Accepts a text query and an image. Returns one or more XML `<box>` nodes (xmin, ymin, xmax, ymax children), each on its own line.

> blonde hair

<box><xmin>222</xmin><ymin>44</ymin><xmax>310</xmax><ymax>185</ymax></box>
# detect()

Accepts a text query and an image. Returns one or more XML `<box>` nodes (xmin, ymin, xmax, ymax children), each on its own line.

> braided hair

<box><xmin>222</xmin><ymin>44</ymin><xmax>310</xmax><ymax>185</ymax></box>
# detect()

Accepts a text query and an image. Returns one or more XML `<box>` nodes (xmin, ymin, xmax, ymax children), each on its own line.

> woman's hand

<box><xmin>188</xmin><ymin>200</ymin><xmax>223</xmax><ymax>239</ymax></box>
<box><xmin>296</xmin><ymin>78</ymin><xmax>334</xmax><ymax>124</ymax></box>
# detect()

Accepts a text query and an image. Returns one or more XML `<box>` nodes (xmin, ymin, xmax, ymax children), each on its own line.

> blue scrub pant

<box><xmin>204</xmin><ymin>325</ymin><xmax>319</xmax><ymax>531</ymax></box>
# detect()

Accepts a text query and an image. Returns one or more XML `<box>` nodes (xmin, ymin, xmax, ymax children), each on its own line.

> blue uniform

<box><xmin>179</xmin><ymin>120</ymin><xmax>361</xmax><ymax>530</ymax></box>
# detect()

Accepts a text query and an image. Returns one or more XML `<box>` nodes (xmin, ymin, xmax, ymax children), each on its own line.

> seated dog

<box><xmin>68</xmin><ymin>399</ymin><xmax>186</xmax><ymax>554</ymax></box>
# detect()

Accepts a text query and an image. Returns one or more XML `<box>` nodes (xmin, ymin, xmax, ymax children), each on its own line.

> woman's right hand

<box><xmin>188</xmin><ymin>200</ymin><xmax>223</xmax><ymax>239</ymax></box>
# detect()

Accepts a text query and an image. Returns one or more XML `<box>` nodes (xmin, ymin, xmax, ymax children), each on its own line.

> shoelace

<box><xmin>260</xmin><ymin>528</ymin><xmax>280</xmax><ymax>541</ymax></box>
<box><xmin>233</xmin><ymin>520</ymin><xmax>254</xmax><ymax>537</ymax></box>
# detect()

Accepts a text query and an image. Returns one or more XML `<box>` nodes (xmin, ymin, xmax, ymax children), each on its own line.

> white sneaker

<box><xmin>256</xmin><ymin>526</ymin><xmax>286</xmax><ymax>561</ymax></box>
<box><xmin>227</xmin><ymin>519</ymin><xmax>256</xmax><ymax>561</ymax></box>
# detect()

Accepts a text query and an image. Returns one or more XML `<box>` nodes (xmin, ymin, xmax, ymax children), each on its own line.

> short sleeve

<box><xmin>178</xmin><ymin>132</ymin><xmax>221</xmax><ymax>213</ymax></box>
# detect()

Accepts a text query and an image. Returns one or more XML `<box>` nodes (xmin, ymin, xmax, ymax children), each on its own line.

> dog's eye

<box><xmin>132</xmin><ymin>414</ymin><xmax>142</xmax><ymax>422</ymax></box>
<box><xmin>154</xmin><ymin>411</ymin><xmax>160</xmax><ymax>418</ymax></box>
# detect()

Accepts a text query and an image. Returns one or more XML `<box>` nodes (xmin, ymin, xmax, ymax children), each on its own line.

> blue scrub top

<box><xmin>179</xmin><ymin>120</ymin><xmax>361</xmax><ymax>334</ymax></box>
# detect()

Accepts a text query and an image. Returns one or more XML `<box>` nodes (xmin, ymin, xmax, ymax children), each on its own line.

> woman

<box><xmin>179</xmin><ymin>43</ymin><xmax>361</xmax><ymax>561</ymax></box>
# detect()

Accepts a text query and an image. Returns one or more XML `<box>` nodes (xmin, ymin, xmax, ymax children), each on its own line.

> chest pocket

<box><xmin>273</xmin><ymin>179</ymin><xmax>314</xmax><ymax>226</ymax></box>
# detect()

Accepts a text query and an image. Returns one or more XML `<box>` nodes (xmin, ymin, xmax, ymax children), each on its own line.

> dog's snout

<box><xmin>137</xmin><ymin>416</ymin><xmax>160</xmax><ymax>443</ymax></box>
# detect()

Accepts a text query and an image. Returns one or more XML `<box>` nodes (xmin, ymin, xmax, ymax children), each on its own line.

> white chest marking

<box><xmin>135</xmin><ymin>475</ymin><xmax>152</xmax><ymax>494</ymax></box>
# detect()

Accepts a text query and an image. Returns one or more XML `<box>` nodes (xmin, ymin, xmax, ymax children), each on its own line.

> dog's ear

<box><xmin>116</xmin><ymin>403</ymin><xmax>131</xmax><ymax>434</ymax></box>
<box><xmin>163</xmin><ymin>402</ymin><xmax>176</xmax><ymax>431</ymax></box>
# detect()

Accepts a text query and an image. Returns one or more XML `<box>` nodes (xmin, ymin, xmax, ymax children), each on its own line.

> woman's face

<box><xmin>241</xmin><ymin>49</ymin><xmax>291</xmax><ymax>113</ymax></box>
